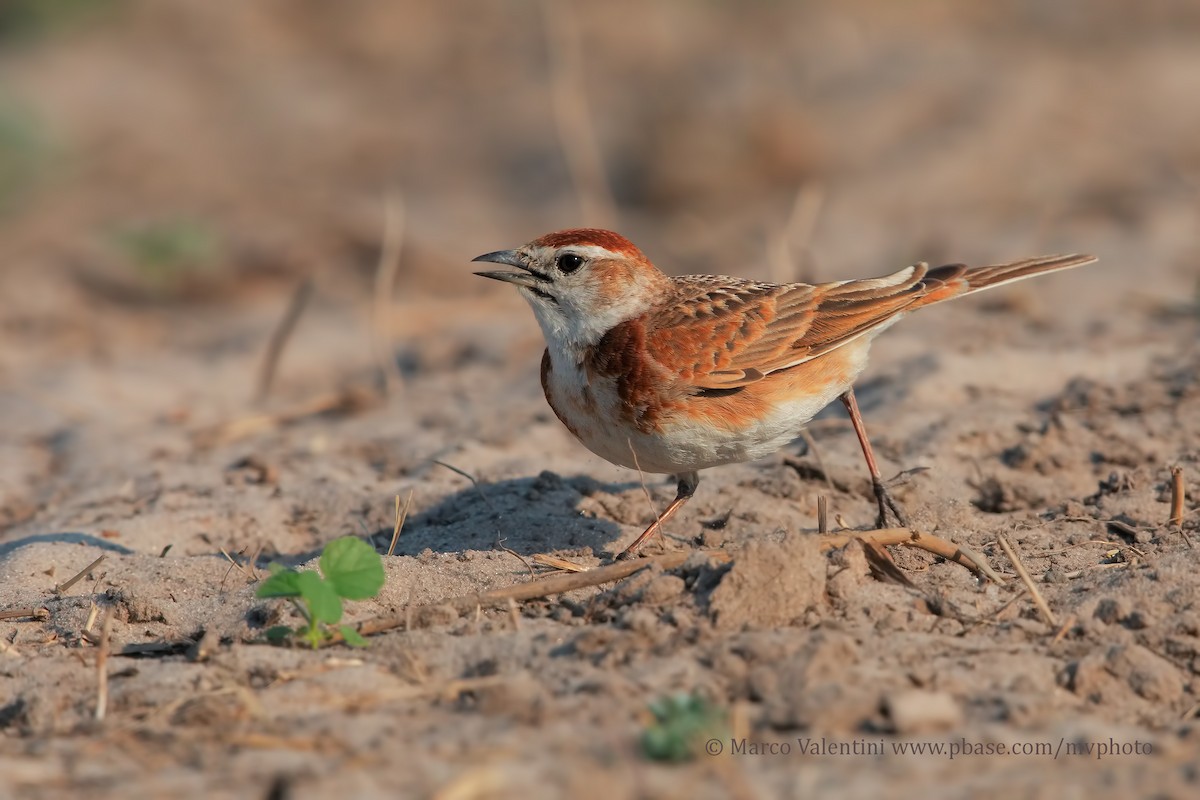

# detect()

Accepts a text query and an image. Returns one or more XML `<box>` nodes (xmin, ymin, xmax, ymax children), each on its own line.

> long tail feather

<box><xmin>916</xmin><ymin>253</ymin><xmax>1097</xmax><ymax>307</ymax></box>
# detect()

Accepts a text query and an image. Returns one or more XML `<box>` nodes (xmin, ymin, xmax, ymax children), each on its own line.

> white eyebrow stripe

<box><xmin>534</xmin><ymin>244</ymin><xmax>625</xmax><ymax>261</ymax></box>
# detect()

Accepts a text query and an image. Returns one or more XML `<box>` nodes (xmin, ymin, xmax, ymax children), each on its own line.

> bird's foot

<box><xmin>873</xmin><ymin>478</ymin><xmax>910</xmax><ymax>529</ymax></box>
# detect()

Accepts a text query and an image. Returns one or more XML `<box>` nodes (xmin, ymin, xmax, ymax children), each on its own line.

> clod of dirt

<box><xmin>1105</xmin><ymin>645</ymin><xmax>1186</xmax><ymax>704</ymax></box>
<box><xmin>1087</xmin><ymin>596</ymin><xmax>1164</xmax><ymax>631</ymax></box>
<box><xmin>0</xmin><ymin>697</ymin><xmax>31</xmax><ymax>735</ymax></box>
<box><xmin>884</xmin><ymin>690</ymin><xmax>963</xmax><ymax>734</ymax></box>
<box><xmin>752</xmin><ymin>631</ymin><xmax>867</xmax><ymax>730</ymax></box>
<box><xmin>606</xmin><ymin>565</ymin><xmax>658</xmax><ymax>607</ymax></box>
<box><xmin>413</xmin><ymin>604</ymin><xmax>460</xmax><ymax>628</ymax></box>
<box><xmin>224</xmin><ymin>455</ymin><xmax>278</xmax><ymax>485</ymax></box>
<box><xmin>972</xmin><ymin>475</ymin><xmax>1017</xmax><ymax>513</ymax></box>
<box><xmin>1064</xmin><ymin>653</ymin><xmax>1115</xmax><ymax>700</ymax></box>
<box><xmin>170</xmin><ymin>692</ymin><xmax>250</xmax><ymax>727</ymax></box>
<box><xmin>708</xmin><ymin>535</ymin><xmax>826</xmax><ymax>630</ymax></box>
<box><xmin>641</xmin><ymin>574</ymin><xmax>686</xmax><ymax>605</ymax></box>
<box><xmin>107</xmin><ymin>587</ymin><xmax>169</xmax><ymax>624</ymax></box>
<box><xmin>620</xmin><ymin>607</ymin><xmax>663</xmax><ymax>636</ymax></box>
<box><xmin>826</xmin><ymin>542</ymin><xmax>871</xmax><ymax>600</ymax></box>
<box><xmin>473</xmin><ymin>671</ymin><xmax>545</xmax><ymax>724</ymax></box>
<box><xmin>1067</xmin><ymin>644</ymin><xmax>1185</xmax><ymax>705</ymax></box>
<box><xmin>1093</xmin><ymin>597</ymin><xmax>1131</xmax><ymax>625</ymax></box>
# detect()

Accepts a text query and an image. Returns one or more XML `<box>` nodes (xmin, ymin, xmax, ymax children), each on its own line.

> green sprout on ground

<box><xmin>256</xmin><ymin>536</ymin><xmax>385</xmax><ymax>649</ymax></box>
<box><xmin>641</xmin><ymin>693</ymin><xmax>728</xmax><ymax>762</ymax></box>
<box><xmin>111</xmin><ymin>217</ymin><xmax>222</xmax><ymax>291</ymax></box>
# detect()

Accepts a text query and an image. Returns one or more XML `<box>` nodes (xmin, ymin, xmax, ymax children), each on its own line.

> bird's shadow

<box><xmin>366</xmin><ymin>356</ymin><xmax>943</xmax><ymax>561</ymax></box>
<box><xmin>0</xmin><ymin>531</ymin><xmax>137</xmax><ymax>561</ymax></box>
<box><xmin>371</xmin><ymin>472</ymin><xmax>635</xmax><ymax>558</ymax></box>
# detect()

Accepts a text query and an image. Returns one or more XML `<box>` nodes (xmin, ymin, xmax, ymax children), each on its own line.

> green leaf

<box><xmin>319</xmin><ymin>536</ymin><xmax>385</xmax><ymax>600</ymax></box>
<box><xmin>642</xmin><ymin>726</ymin><xmax>694</xmax><ymax>763</ymax></box>
<box><xmin>256</xmin><ymin>568</ymin><xmax>303</xmax><ymax>599</ymax></box>
<box><xmin>338</xmin><ymin>625</ymin><xmax>369</xmax><ymax>648</ymax></box>
<box><xmin>295</xmin><ymin>570</ymin><xmax>343</xmax><ymax>624</ymax></box>
<box><xmin>641</xmin><ymin>693</ymin><xmax>727</xmax><ymax>763</ymax></box>
<box><xmin>264</xmin><ymin>625</ymin><xmax>293</xmax><ymax>644</ymax></box>
<box><xmin>301</xmin><ymin>624</ymin><xmax>326</xmax><ymax>649</ymax></box>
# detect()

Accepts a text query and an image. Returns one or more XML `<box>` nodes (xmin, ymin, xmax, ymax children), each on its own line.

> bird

<box><xmin>473</xmin><ymin>228</ymin><xmax>1096</xmax><ymax>559</ymax></box>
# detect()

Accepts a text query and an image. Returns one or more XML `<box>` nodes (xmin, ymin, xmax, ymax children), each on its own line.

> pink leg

<box><xmin>840</xmin><ymin>388</ymin><xmax>909</xmax><ymax>528</ymax></box>
<box><xmin>615</xmin><ymin>471</ymin><xmax>700</xmax><ymax>560</ymax></box>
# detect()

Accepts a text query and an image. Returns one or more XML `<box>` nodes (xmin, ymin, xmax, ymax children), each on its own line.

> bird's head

<box><xmin>473</xmin><ymin>228</ymin><xmax>670</xmax><ymax>348</ymax></box>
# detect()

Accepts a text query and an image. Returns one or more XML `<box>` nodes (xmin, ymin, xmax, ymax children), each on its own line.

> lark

<box><xmin>475</xmin><ymin>229</ymin><xmax>1096</xmax><ymax>558</ymax></box>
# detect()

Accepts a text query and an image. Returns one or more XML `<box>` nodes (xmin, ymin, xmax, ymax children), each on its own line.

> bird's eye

<box><xmin>557</xmin><ymin>253</ymin><xmax>585</xmax><ymax>273</ymax></box>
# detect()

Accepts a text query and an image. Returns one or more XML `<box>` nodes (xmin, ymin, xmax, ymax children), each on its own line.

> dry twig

<box><xmin>324</xmin><ymin>549</ymin><xmax>719</xmax><ymax>645</ymax></box>
<box><xmin>530</xmin><ymin>553</ymin><xmax>589</xmax><ymax>573</ymax></box>
<box><xmin>1168</xmin><ymin>465</ymin><xmax>1186</xmax><ymax>528</ymax></box>
<box><xmin>495</xmin><ymin>538</ymin><xmax>535</xmax><ymax>579</ymax></box>
<box><xmin>372</xmin><ymin>191</ymin><xmax>406</xmax><ymax>399</ymax></box>
<box><xmin>55</xmin><ymin>555</ymin><xmax>107</xmax><ymax>595</ymax></box>
<box><xmin>432</xmin><ymin>460</ymin><xmax>486</xmax><ymax>499</ymax></box>
<box><xmin>1033</xmin><ymin>539</ymin><xmax>1145</xmax><ymax>558</ymax></box>
<box><xmin>1058</xmin><ymin>562</ymin><xmax>1131</xmax><ymax>580</ymax></box>
<box><xmin>1051</xmin><ymin>613</ymin><xmax>1077</xmax><ymax>645</ymax></box>
<box><xmin>997</xmin><ymin>534</ymin><xmax>1057</xmax><ymax>627</ymax></box>
<box><xmin>819</xmin><ymin>528</ymin><xmax>1005</xmax><ymax>584</ymax></box>
<box><xmin>83</xmin><ymin>603</ymin><xmax>100</xmax><ymax>640</ymax></box>
<box><xmin>982</xmin><ymin>588</ymin><xmax>1027</xmax><ymax>626</ymax></box>
<box><xmin>218</xmin><ymin>547</ymin><xmax>253</xmax><ymax>585</ymax></box>
<box><xmin>94</xmin><ymin>606</ymin><xmax>115</xmax><ymax>722</ymax></box>
<box><xmin>1171</xmin><ymin>465</ymin><xmax>1190</xmax><ymax>546</ymax></box>
<box><xmin>255</xmin><ymin>276</ymin><xmax>315</xmax><ymax>402</ymax></box>
<box><xmin>318</xmin><ymin>526</ymin><xmax>1001</xmax><ymax>646</ymax></box>
<box><xmin>0</xmin><ymin>607</ymin><xmax>49</xmax><ymax>621</ymax></box>
<box><xmin>507</xmin><ymin>597</ymin><xmax>521</xmax><ymax>631</ymax></box>
<box><xmin>859</xmin><ymin>538</ymin><xmax>914</xmax><ymax>587</ymax></box>
<box><xmin>387</xmin><ymin>490</ymin><xmax>414</xmax><ymax>557</ymax></box>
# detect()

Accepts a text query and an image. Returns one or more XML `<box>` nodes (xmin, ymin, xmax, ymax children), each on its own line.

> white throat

<box><xmin>521</xmin><ymin>283</ymin><xmax>655</xmax><ymax>354</ymax></box>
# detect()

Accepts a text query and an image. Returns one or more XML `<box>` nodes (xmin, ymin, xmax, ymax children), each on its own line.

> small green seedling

<box><xmin>641</xmin><ymin>693</ymin><xmax>728</xmax><ymax>762</ymax></box>
<box><xmin>111</xmin><ymin>217</ymin><xmax>221</xmax><ymax>291</ymax></box>
<box><xmin>256</xmin><ymin>536</ymin><xmax>385</xmax><ymax>649</ymax></box>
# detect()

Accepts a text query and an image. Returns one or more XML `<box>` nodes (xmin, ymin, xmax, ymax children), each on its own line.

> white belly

<box><xmin>547</xmin><ymin>349</ymin><xmax>868</xmax><ymax>475</ymax></box>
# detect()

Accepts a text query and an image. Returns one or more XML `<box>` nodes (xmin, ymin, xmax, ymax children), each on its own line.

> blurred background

<box><xmin>4</xmin><ymin>4</ymin><xmax>1200</xmax><ymax>792</ymax></box>
<box><xmin>0</xmin><ymin>0</ymin><xmax>1197</xmax><ymax>430</ymax></box>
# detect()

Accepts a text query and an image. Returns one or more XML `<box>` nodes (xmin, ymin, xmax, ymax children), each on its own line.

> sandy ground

<box><xmin>1</xmin><ymin>2</ymin><xmax>1198</xmax><ymax>798</ymax></box>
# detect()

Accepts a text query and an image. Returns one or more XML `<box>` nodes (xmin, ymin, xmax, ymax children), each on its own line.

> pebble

<box><xmin>885</xmin><ymin>690</ymin><xmax>964</xmax><ymax>734</ymax></box>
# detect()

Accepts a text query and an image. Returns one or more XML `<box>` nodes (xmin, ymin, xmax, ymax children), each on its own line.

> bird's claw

<box><xmin>873</xmin><ymin>479</ymin><xmax>910</xmax><ymax>529</ymax></box>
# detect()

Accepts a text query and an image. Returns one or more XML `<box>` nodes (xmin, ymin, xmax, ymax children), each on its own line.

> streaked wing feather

<box><xmin>646</xmin><ymin>253</ymin><xmax>1095</xmax><ymax>391</ymax></box>
<box><xmin>650</xmin><ymin>264</ymin><xmax>933</xmax><ymax>390</ymax></box>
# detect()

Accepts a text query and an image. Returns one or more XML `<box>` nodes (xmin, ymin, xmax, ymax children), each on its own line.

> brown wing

<box><xmin>645</xmin><ymin>252</ymin><xmax>1096</xmax><ymax>391</ymax></box>
<box><xmin>645</xmin><ymin>264</ymin><xmax>946</xmax><ymax>390</ymax></box>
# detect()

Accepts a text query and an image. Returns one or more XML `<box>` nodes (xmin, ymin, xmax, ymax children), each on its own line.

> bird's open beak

<box><xmin>472</xmin><ymin>249</ymin><xmax>540</xmax><ymax>289</ymax></box>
